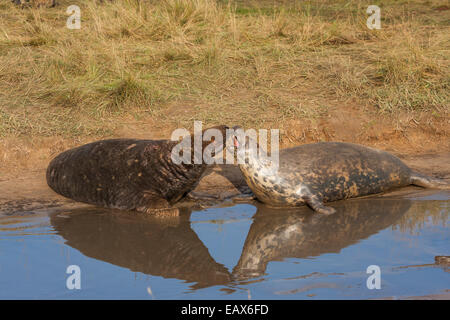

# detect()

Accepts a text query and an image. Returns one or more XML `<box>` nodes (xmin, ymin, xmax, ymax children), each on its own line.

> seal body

<box><xmin>46</xmin><ymin>125</ymin><xmax>228</xmax><ymax>213</ymax></box>
<box><xmin>235</xmin><ymin>140</ymin><xmax>449</xmax><ymax>214</ymax></box>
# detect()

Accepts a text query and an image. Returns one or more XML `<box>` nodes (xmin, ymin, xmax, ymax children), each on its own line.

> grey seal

<box><xmin>46</xmin><ymin>125</ymin><xmax>229</xmax><ymax>215</ymax></box>
<box><xmin>229</xmin><ymin>127</ymin><xmax>449</xmax><ymax>214</ymax></box>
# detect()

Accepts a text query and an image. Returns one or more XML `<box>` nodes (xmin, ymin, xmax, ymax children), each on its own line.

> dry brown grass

<box><xmin>0</xmin><ymin>0</ymin><xmax>448</xmax><ymax>150</ymax></box>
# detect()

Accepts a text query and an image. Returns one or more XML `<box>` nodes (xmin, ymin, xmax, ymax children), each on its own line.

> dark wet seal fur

<box><xmin>234</xmin><ymin>138</ymin><xmax>449</xmax><ymax>215</ymax></box>
<box><xmin>50</xmin><ymin>207</ymin><xmax>231</xmax><ymax>289</ymax></box>
<box><xmin>46</xmin><ymin>125</ymin><xmax>229</xmax><ymax>215</ymax></box>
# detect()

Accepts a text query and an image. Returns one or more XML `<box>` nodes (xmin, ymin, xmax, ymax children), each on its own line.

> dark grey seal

<box><xmin>46</xmin><ymin>125</ymin><xmax>229</xmax><ymax>215</ymax></box>
<box><xmin>230</xmin><ymin>127</ymin><xmax>449</xmax><ymax>214</ymax></box>
<box><xmin>50</xmin><ymin>207</ymin><xmax>230</xmax><ymax>289</ymax></box>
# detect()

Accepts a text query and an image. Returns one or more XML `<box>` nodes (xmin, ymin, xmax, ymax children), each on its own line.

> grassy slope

<box><xmin>0</xmin><ymin>0</ymin><xmax>449</xmax><ymax>173</ymax></box>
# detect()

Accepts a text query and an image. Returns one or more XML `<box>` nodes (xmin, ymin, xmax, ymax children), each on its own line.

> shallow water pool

<box><xmin>0</xmin><ymin>190</ymin><xmax>449</xmax><ymax>299</ymax></box>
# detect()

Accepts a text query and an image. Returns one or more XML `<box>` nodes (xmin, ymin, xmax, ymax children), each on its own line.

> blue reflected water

<box><xmin>0</xmin><ymin>192</ymin><xmax>448</xmax><ymax>299</ymax></box>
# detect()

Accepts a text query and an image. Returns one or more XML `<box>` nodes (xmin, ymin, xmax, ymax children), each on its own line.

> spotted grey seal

<box><xmin>46</xmin><ymin>125</ymin><xmax>229</xmax><ymax>215</ymax></box>
<box><xmin>229</xmin><ymin>127</ymin><xmax>449</xmax><ymax>215</ymax></box>
<box><xmin>233</xmin><ymin>198</ymin><xmax>411</xmax><ymax>279</ymax></box>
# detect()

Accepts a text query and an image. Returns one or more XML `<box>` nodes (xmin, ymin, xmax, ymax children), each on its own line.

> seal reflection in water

<box><xmin>50</xmin><ymin>198</ymin><xmax>412</xmax><ymax>287</ymax></box>
<box><xmin>233</xmin><ymin>199</ymin><xmax>411</xmax><ymax>279</ymax></box>
<box><xmin>230</xmin><ymin>126</ymin><xmax>449</xmax><ymax>214</ymax></box>
<box><xmin>46</xmin><ymin>125</ymin><xmax>229</xmax><ymax>215</ymax></box>
<box><xmin>50</xmin><ymin>207</ymin><xmax>231</xmax><ymax>289</ymax></box>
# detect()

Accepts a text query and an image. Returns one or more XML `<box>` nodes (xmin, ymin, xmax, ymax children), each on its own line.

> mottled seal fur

<box><xmin>46</xmin><ymin>125</ymin><xmax>228</xmax><ymax>215</ymax></box>
<box><xmin>230</xmin><ymin>128</ymin><xmax>449</xmax><ymax>215</ymax></box>
<box><xmin>233</xmin><ymin>199</ymin><xmax>411</xmax><ymax>279</ymax></box>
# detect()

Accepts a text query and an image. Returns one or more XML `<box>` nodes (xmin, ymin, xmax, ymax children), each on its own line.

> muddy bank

<box><xmin>0</xmin><ymin>152</ymin><xmax>449</xmax><ymax>215</ymax></box>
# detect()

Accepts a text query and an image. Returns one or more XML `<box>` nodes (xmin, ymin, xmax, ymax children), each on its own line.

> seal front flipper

<box><xmin>135</xmin><ymin>192</ymin><xmax>180</xmax><ymax>217</ymax></box>
<box><xmin>302</xmin><ymin>194</ymin><xmax>336</xmax><ymax>215</ymax></box>
<box><xmin>410</xmin><ymin>172</ymin><xmax>450</xmax><ymax>190</ymax></box>
<box><xmin>141</xmin><ymin>207</ymin><xmax>180</xmax><ymax>217</ymax></box>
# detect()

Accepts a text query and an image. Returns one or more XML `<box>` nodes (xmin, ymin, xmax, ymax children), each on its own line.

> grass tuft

<box><xmin>0</xmin><ymin>0</ymin><xmax>448</xmax><ymax>138</ymax></box>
